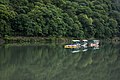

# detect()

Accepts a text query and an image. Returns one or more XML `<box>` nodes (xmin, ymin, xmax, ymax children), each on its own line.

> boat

<box><xmin>64</xmin><ymin>39</ymin><xmax>88</xmax><ymax>48</ymax></box>
<box><xmin>81</xmin><ymin>40</ymin><xmax>88</xmax><ymax>48</ymax></box>
<box><xmin>64</xmin><ymin>40</ymin><xmax>81</xmax><ymax>48</ymax></box>
<box><xmin>88</xmin><ymin>40</ymin><xmax>99</xmax><ymax>47</ymax></box>
<box><xmin>64</xmin><ymin>39</ymin><xmax>100</xmax><ymax>49</ymax></box>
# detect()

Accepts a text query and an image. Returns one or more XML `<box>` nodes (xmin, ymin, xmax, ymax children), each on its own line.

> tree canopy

<box><xmin>0</xmin><ymin>0</ymin><xmax>120</xmax><ymax>38</ymax></box>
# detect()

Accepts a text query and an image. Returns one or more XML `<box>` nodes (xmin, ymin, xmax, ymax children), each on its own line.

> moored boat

<box><xmin>88</xmin><ymin>40</ymin><xmax>99</xmax><ymax>47</ymax></box>
<box><xmin>64</xmin><ymin>40</ymin><xmax>81</xmax><ymax>48</ymax></box>
<box><xmin>64</xmin><ymin>39</ymin><xmax>100</xmax><ymax>49</ymax></box>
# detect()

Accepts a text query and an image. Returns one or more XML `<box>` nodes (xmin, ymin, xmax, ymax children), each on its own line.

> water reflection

<box><xmin>70</xmin><ymin>46</ymin><xmax>99</xmax><ymax>53</ymax></box>
<box><xmin>66</xmin><ymin>44</ymin><xmax>100</xmax><ymax>53</ymax></box>
<box><xmin>0</xmin><ymin>42</ymin><xmax>120</xmax><ymax>80</ymax></box>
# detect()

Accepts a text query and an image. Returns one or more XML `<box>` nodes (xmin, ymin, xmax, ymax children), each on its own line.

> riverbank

<box><xmin>0</xmin><ymin>36</ymin><xmax>120</xmax><ymax>45</ymax></box>
<box><xmin>3</xmin><ymin>36</ymin><xmax>74</xmax><ymax>43</ymax></box>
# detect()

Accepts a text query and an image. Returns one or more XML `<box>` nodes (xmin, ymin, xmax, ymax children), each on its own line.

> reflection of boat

<box><xmin>71</xmin><ymin>47</ymin><xmax>99</xmax><ymax>53</ymax></box>
<box><xmin>72</xmin><ymin>50</ymin><xmax>81</xmax><ymax>53</ymax></box>
<box><xmin>71</xmin><ymin>47</ymin><xmax>88</xmax><ymax>53</ymax></box>
<box><xmin>82</xmin><ymin>49</ymin><xmax>88</xmax><ymax>52</ymax></box>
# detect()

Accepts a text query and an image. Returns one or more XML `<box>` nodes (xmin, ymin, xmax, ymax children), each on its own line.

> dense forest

<box><xmin>0</xmin><ymin>0</ymin><xmax>120</xmax><ymax>38</ymax></box>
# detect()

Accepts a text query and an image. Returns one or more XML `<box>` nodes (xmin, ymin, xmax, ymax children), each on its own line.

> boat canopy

<box><xmin>82</xmin><ymin>40</ymin><xmax>88</xmax><ymax>42</ymax></box>
<box><xmin>93</xmin><ymin>40</ymin><xmax>99</xmax><ymax>42</ymax></box>
<box><xmin>93</xmin><ymin>40</ymin><xmax>99</xmax><ymax>44</ymax></box>
<box><xmin>72</xmin><ymin>40</ymin><xmax>80</xmax><ymax>42</ymax></box>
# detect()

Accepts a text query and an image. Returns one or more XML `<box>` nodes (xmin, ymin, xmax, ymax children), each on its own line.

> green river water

<box><xmin>0</xmin><ymin>42</ymin><xmax>120</xmax><ymax>80</ymax></box>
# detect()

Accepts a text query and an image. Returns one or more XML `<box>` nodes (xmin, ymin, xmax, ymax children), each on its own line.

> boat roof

<box><xmin>93</xmin><ymin>40</ymin><xmax>99</xmax><ymax>42</ymax></box>
<box><xmin>93</xmin><ymin>40</ymin><xmax>99</xmax><ymax>41</ymax></box>
<box><xmin>82</xmin><ymin>40</ymin><xmax>88</xmax><ymax>41</ymax></box>
<box><xmin>72</xmin><ymin>40</ymin><xmax>80</xmax><ymax>42</ymax></box>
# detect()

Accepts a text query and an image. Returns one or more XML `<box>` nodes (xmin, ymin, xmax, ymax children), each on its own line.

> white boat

<box><xmin>88</xmin><ymin>40</ymin><xmax>100</xmax><ymax>47</ymax></box>
<box><xmin>64</xmin><ymin>39</ymin><xmax>100</xmax><ymax>49</ymax></box>
<box><xmin>81</xmin><ymin>40</ymin><xmax>88</xmax><ymax>48</ymax></box>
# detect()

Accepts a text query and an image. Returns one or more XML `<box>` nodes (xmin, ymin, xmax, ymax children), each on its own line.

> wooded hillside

<box><xmin>0</xmin><ymin>0</ymin><xmax>120</xmax><ymax>38</ymax></box>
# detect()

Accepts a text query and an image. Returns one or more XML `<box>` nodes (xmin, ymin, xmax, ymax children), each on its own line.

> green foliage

<box><xmin>93</xmin><ymin>19</ymin><xmax>105</xmax><ymax>38</ymax></box>
<box><xmin>12</xmin><ymin>14</ymin><xmax>42</xmax><ymax>36</ymax></box>
<box><xmin>0</xmin><ymin>3</ymin><xmax>16</xmax><ymax>36</ymax></box>
<box><xmin>0</xmin><ymin>0</ymin><xmax>120</xmax><ymax>38</ymax></box>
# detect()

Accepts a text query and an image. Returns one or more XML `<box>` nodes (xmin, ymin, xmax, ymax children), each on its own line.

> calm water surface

<box><xmin>0</xmin><ymin>42</ymin><xmax>120</xmax><ymax>80</ymax></box>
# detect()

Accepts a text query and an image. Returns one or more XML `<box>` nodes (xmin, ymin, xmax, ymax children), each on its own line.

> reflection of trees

<box><xmin>0</xmin><ymin>43</ymin><xmax>120</xmax><ymax>80</ymax></box>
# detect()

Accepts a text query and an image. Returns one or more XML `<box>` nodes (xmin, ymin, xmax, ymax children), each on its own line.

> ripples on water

<box><xmin>0</xmin><ymin>42</ymin><xmax>120</xmax><ymax>80</ymax></box>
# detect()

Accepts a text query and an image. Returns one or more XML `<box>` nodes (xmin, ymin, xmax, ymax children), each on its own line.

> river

<box><xmin>0</xmin><ymin>42</ymin><xmax>120</xmax><ymax>80</ymax></box>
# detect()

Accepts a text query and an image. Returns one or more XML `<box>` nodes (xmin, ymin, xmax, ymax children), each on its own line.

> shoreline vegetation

<box><xmin>2</xmin><ymin>36</ymin><xmax>74</xmax><ymax>43</ymax></box>
<box><xmin>0</xmin><ymin>36</ymin><xmax>120</xmax><ymax>45</ymax></box>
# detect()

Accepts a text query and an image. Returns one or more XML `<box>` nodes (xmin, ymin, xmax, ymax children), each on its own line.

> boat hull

<box><xmin>64</xmin><ymin>45</ymin><xmax>80</xmax><ymax>48</ymax></box>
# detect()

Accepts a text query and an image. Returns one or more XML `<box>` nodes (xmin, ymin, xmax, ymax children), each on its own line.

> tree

<box><xmin>12</xmin><ymin>14</ymin><xmax>42</xmax><ymax>36</ymax></box>
<box><xmin>0</xmin><ymin>4</ymin><xmax>16</xmax><ymax>36</ymax></box>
